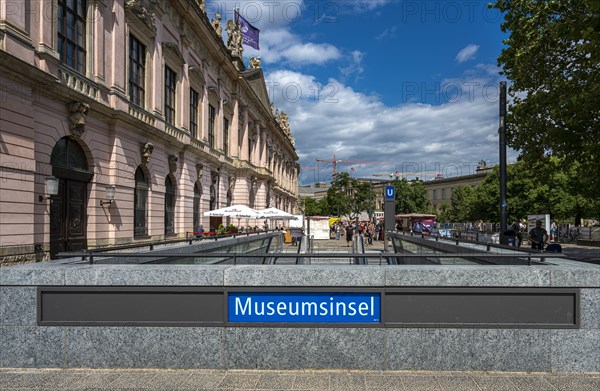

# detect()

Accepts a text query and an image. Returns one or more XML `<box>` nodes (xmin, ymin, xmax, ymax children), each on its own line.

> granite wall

<box><xmin>1</xmin><ymin>263</ymin><xmax>598</xmax><ymax>372</ymax></box>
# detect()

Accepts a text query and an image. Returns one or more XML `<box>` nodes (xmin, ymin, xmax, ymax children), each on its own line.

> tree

<box><xmin>492</xmin><ymin>0</ymin><xmax>600</xmax><ymax>198</ymax></box>
<box><xmin>473</xmin><ymin>158</ymin><xmax>600</xmax><ymax>222</ymax></box>
<box><xmin>448</xmin><ymin>185</ymin><xmax>477</xmax><ymax>222</ymax></box>
<box><xmin>391</xmin><ymin>178</ymin><xmax>431</xmax><ymax>215</ymax></box>
<box><xmin>301</xmin><ymin>197</ymin><xmax>323</xmax><ymax>217</ymax></box>
<box><xmin>323</xmin><ymin>172</ymin><xmax>371</xmax><ymax>219</ymax></box>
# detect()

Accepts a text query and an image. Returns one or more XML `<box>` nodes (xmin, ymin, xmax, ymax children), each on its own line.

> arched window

<box><xmin>134</xmin><ymin>167</ymin><xmax>148</xmax><ymax>237</ymax></box>
<box><xmin>226</xmin><ymin>189</ymin><xmax>232</xmax><ymax>207</ymax></box>
<box><xmin>209</xmin><ymin>184</ymin><xmax>216</xmax><ymax>210</ymax></box>
<box><xmin>193</xmin><ymin>182</ymin><xmax>202</xmax><ymax>230</ymax></box>
<box><xmin>51</xmin><ymin>137</ymin><xmax>88</xmax><ymax>171</ymax></box>
<box><xmin>164</xmin><ymin>176</ymin><xmax>176</xmax><ymax>235</ymax></box>
<box><xmin>249</xmin><ymin>187</ymin><xmax>255</xmax><ymax>209</ymax></box>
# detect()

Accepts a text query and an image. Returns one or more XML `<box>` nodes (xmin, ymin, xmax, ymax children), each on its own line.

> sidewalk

<box><xmin>1</xmin><ymin>368</ymin><xmax>598</xmax><ymax>390</ymax></box>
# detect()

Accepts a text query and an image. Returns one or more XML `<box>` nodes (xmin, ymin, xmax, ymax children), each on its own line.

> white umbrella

<box><xmin>204</xmin><ymin>204</ymin><xmax>260</xmax><ymax>218</ymax></box>
<box><xmin>257</xmin><ymin>207</ymin><xmax>297</xmax><ymax>219</ymax></box>
<box><xmin>257</xmin><ymin>208</ymin><xmax>298</xmax><ymax>231</ymax></box>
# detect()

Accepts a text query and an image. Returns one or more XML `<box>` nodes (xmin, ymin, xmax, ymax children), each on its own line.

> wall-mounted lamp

<box><xmin>39</xmin><ymin>176</ymin><xmax>59</xmax><ymax>202</ymax></box>
<box><xmin>100</xmin><ymin>185</ymin><xmax>116</xmax><ymax>206</ymax></box>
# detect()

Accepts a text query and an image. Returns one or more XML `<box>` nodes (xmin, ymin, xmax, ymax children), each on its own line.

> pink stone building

<box><xmin>0</xmin><ymin>0</ymin><xmax>299</xmax><ymax>263</ymax></box>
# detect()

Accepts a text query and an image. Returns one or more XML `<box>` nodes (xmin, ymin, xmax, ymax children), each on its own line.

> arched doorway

<box><xmin>193</xmin><ymin>182</ymin><xmax>202</xmax><ymax>230</ymax></box>
<box><xmin>50</xmin><ymin>137</ymin><xmax>93</xmax><ymax>258</ymax></box>
<box><xmin>164</xmin><ymin>175</ymin><xmax>176</xmax><ymax>236</ymax></box>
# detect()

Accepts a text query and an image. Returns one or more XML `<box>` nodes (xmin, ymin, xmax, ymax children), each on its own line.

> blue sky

<box><xmin>207</xmin><ymin>1</ymin><xmax>517</xmax><ymax>184</ymax></box>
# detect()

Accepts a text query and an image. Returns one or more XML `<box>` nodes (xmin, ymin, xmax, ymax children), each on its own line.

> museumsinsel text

<box><xmin>228</xmin><ymin>292</ymin><xmax>381</xmax><ymax>323</ymax></box>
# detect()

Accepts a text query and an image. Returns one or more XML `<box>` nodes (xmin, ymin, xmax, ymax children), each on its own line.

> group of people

<box><xmin>511</xmin><ymin>219</ymin><xmax>560</xmax><ymax>250</ymax></box>
<box><xmin>331</xmin><ymin>221</ymin><xmax>384</xmax><ymax>247</ymax></box>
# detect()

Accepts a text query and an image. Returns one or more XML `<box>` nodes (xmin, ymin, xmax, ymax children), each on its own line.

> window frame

<box><xmin>223</xmin><ymin>117</ymin><xmax>230</xmax><ymax>155</ymax></box>
<box><xmin>164</xmin><ymin>66</ymin><xmax>177</xmax><ymax>125</ymax></box>
<box><xmin>57</xmin><ymin>0</ymin><xmax>87</xmax><ymax>74</ymax></box>
<box><xmin>190</xmin><ymin>88</ymin><xmax>200</xmax><ymax>138</ymax></box>
<box><xmin>129</xmin><ymin>34</ymin><xmax>147</xmax><ymax>107</ymax></box>
<box><xmin>208</xmin><ymin>104</ymin><xmax>216</xmax><ymax>148</ymax></box>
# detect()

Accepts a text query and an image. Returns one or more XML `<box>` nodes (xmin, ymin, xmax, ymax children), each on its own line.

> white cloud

<box><xmin>376</xmin><ymin>26</ymin><xmax>398</xmax><ymax>40</ymax></box>
<box><xmin>339</xmin><ymin>51</ymin><xmax>365</xmax><ymax>82</ymax></box>
<box><xmin>266</xmin><ymin>66</ymin><xmax>518</xmax><ymax>184</ymax></box>
<box><xmin>455</xmin><ymin>44</ymin><xmax>480</xmax><ymax>63</ymax></box>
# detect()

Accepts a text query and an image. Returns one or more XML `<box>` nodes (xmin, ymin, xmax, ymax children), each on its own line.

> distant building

<box><xmin>423</xmin><ymin>165</ymin><xmax>493</xmax><ymax>211</ymax></box>
<box><xmin>0</xmin><ymin>0</ymin><xmax>298</xmax><ymax>263</ymax></box>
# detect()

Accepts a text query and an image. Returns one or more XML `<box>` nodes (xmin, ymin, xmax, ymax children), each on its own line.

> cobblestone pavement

<box><xmin>1</xmin><ymin>368</ymin><xmax>599</xmax><ymax>390</ymax></box>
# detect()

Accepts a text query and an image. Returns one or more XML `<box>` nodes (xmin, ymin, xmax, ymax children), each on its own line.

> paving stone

<box><xmin>472</xmin><ymin>375</ymin><xmax>519</xmax><ymax>391</ymax></box>
<box><xmin>254</xmin><ymin>373</ymin><xmax>296</xmax><ymax>389</ymax></box>
<box><xmin>291</xmin><ymin>373</ymin><xmax>330</xmax><ymax>390</ymax></box>
<box><xmin>364</xmin><ymin>374</ymin><xmax>405</xmax><ymax>390</ymax></box>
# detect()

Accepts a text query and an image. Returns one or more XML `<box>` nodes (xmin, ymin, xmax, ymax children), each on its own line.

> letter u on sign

<box><xmin>385</xmin><ymin>186</ymin><xmax>395</xmax><ymax>199</ymax></box>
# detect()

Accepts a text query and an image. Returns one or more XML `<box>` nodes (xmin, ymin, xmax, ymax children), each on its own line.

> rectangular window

<box><xmin>190</xmin><ymin>88</ymin><xmax>199</xmax><ymax>138</ymax></box>
<box><xmin>164</xmin><ymin>66</ymin><xmax>177</xmax><ymax>125</ymax></box>
<box><xmin>57</xmin><ymin>0</ymin><xmax>87</xmax><ymax>74</ymax></box>
<box><xmin>223</xmin><ymin>118</ymin><xmax>229</xmax><ymax>155</ymax></box>
<box><xmin>441</xmin><ymin>189</ymin><xmax>446</xmax><ymax>199</ymax></box>
<box><xmin>208</xmin><ymin>104</ymin><xmax>216</xmax><ymax>148</ymax></box>
<box><xmin>129</xmin><ymin>35</ymin><xmax>146</xmax><ymax>106</ymax></box>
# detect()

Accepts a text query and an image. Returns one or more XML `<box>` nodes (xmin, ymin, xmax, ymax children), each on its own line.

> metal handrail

<box><xmin>57</xmin><ymin>230</ymin><xmax>279</xmax><ymax>258</ymax></box>
<box><xmin>55</xmin><ymin>251</ymin><xmax>559</xmax><ymax>266</ymax></box>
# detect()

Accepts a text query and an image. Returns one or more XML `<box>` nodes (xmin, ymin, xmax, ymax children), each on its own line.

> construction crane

<box><xmin>315</xmin><ymin>154</ymin><xmax>387</xmax><ymax>177</ymax></box>
<box><xmin>300</xmin><ymin>166</ymin><xmax>320</xmax><ymax>182</ymax></box>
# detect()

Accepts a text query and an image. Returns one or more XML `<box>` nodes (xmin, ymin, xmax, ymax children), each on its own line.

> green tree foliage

<box><xmin>473</xmin><ymin>159</ymin><xmax>599</xmax><ymax>222</ymax></box>
<box><xmin>448</xmin><ymin>185</ymin><xmax>477</xmax><ymax>222</ymax></box>
<box><xmin>323</xmin><ymin>172</ymin><xmax>371</xmax><ymax>219</ymax></box>
<box><xmin>301</xmin><ymin>197</ymin><xmax>323</xmax><ymax>217</ymax></box>
<box><xmin>492</xmin><ymin>0</ymin><xmax>600</xmax><ymax>198</ymax></box>
<box><xmin>391</xmin><ymin>178</ymin><xmax>431</xmax><ymax>215</ymax></box>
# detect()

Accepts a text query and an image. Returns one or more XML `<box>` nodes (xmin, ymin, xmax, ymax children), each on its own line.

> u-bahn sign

<box><xmin>385</xmin><ymin>186</ymin><xmax>395</xmax><ymax>199</ymax></box>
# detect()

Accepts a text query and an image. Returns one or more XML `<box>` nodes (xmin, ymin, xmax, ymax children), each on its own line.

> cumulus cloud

<box><xmin>266</xmin><ymin>66</ymin><xmax>517</xmax><ymax>184</ymax></box>
<box><xmin>455</xmin><ymin>44</ymin><xmax>480</xmax><ymax>63</ymax></box>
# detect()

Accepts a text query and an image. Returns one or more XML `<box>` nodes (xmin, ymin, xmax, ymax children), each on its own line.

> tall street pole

<box><xmin>499</xmin><ymin>81</ymin><xmax>508</xmax><ymax>244</ymax></box>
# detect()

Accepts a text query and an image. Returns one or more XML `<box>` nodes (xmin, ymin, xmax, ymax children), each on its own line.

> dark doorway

<box><xmin>49</xmin><ymin>138</ymin><xmax>93</xmax><ymax>258</ymax></box>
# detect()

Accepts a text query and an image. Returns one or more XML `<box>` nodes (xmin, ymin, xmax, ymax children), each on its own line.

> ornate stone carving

<box><xmin>68</xmin><ymin>102</ymin><xmax>90</xmax><ymax>137</ymax></box>
<box><xmin>195</xmin><ymin>0</ymin><xmax>206</xmax><ymax>13</ymax></box>
<box><xmin>277</xmin><ymin>111</ymin><xmax>291</xmax><ymax>135</ymax></box>
<box><xmin>228</xmin><ymin>176</ymin><xmax>236</xmax><ymax>189</ymax></box>
<box><xmin>196</xmin><ymin>163</ymin><xmax>204</xmax><ymax>180</ymax></box>
<box><xmin>168</xmin><ymin>154</ymin><xmax>178</xmax><ymax>173</ymax></box>
<box><xmin>226</xmin><ymin>19</ymin><xmax>243</xmax><ymax>58</ymax></box>
<box><xmin>125</xmin><ymin>0</ymin><xmax>157</xmax><ymax>33</ymax></box>
<box><xmin>249</xmin><ymin>56</ymin><xmax>261</xmax><ymax>69</ymax></box>
<box><xmin>141</xmin><ymin>142</ymin><xmax>154</xmax><ymax>164</ymax></box>
<box><xmin>211</xmin><ymin>12</ymin><xmax>222</xmax><ymax>38</ymax></box>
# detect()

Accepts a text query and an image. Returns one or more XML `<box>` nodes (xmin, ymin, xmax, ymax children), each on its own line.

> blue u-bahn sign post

<box><xmin>384</xmin><ymin>185</ymin><xmax>395</xmax><ymax>251</ymax></box>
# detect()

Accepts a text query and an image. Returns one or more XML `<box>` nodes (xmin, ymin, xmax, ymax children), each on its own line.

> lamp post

<box><xmin>39</xmin><ymin>176</ymin><xmax>59</xmax><ymax>202</ymax></box>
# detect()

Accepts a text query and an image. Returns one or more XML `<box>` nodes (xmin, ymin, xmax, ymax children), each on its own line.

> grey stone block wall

<box><xmin>1</xmin><ymin>263</ymin><xmax>599</xmax><ymax>372</ymax></box>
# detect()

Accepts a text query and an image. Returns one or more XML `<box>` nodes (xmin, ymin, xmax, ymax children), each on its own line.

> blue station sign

<box><xmin>228</xmin><ymin>292</ymin><xmax>381</xmax><ymax>323</ymax></box>
<box><xmin>385</xmin><ymin>186</ymin><xmax>395</xmax><ymax>200</ymax></box>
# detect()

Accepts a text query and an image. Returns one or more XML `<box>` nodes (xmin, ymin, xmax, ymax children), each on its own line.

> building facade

<box><xmin>0</xmin><ymin>0</ymin><xmax>299</xmax><ymax>263</ymax></box>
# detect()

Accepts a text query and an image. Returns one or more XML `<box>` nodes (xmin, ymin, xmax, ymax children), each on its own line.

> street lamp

<box><xmin>39</xmin><ymin>176</ymin><xmax>59</xmax><ymax>202</ymax></box>
<box><xmin>100</xmin><ymin>185</ymin><xmax>116</xmax><ymax>206</ymax></box>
